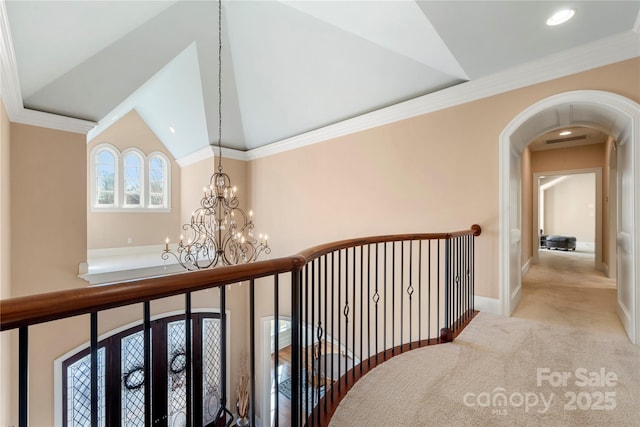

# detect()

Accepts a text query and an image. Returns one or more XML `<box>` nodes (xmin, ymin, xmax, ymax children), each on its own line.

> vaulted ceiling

<box><xmin>3</xmin><ymin>1</ymin><xmax>639</xmax><ymax>161</ymax></box>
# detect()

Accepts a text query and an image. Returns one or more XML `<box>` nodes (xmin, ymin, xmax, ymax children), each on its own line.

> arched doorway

<box><xmin>499</xmin><ymin>90</ymin><xmax>639</xmax><ymax>344</ymax></box>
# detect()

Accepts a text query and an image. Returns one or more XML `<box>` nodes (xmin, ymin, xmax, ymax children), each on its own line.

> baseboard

<box><xmin>521</xmin><ymin>257</ymin><xmax>531</xmax><ymax>275</ymax></box>
<box><xmin>602</xmin><ymin>262</ymin><xmax>610</xmax><ymax>277</ymax></box>
<box><xmin>510</xmin><ymin>285</ymin><xmax>522</xmax><ymax>315</ymax></box>
<box><xmin>474</xmin><ymin>295</ymin><xmax>501</xmax><ymax>315</ymax></box>
<box><xmin>617</xmin><ymin>300</ymin><xmax>634</xmax><ymax>344</ymax></box>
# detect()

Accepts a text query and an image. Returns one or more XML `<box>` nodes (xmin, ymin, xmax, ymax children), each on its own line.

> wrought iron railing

<box><xmin>0</xmin><ymin>225</ymin><xmax>480</xmax><ymax>427</ymax></box>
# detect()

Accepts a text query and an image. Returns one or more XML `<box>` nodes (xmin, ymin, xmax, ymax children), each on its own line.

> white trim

<box><xmin>618</xmin><ymin>301</ymin><xmax>633</xmax><ymax>340</ymax></box>
<box><xmin>90</xmin><ymin>145</ymin><xmax>171</xmax><ymax>211</ymax></box>
<box><xmin>0</xmin><ymin>0</ymin><xmax>97</xmax><ymax>134</ymax></box>
<box><xmin>90</xmin><ymin>206</ymin><xmax>171</xmax><ymax>213</ymax></box>
<box><xmin>11</xmin><ymin>108</ymin><xmax>96</xmax><ymax>135</ymax></box>
<box><xmin>474</xmin><ymin>295</ymin><xmax>501</xmax><ymax>315</ymax></box>
<box><xmin>176</xmin><ymin>145</ymin><xmax>247</xmax><ymax>167</ymax></box>
<box><xmin>176</xmin><ymin>145</ymin><xmax>216</xmax><ymax>167</ymax></box>
<box><xmin>521</xmin><ymin>257</ymin><xmax>531</xmax><ymax>276</ymax></box>
<box><xmin>245</xmin><ymin>30</ymin><xmax>640</xmax><ymax>161</ymax></box>
<box><xmin>148</xmin><ymin>151</ymin><xmax>172</xmax><ymax>209</ymax></box>
<box><xmin>2</xmin><ymin>0</ymin><xmax>637</xmax><ymax>151</ymax></box>
<box><xmin>0</xmin><ymin>0</ymin><xmax>22</xmax><ymax>117</ymax></box>
<box><xmin>499</xmin><ymin>90</ymin><xmax>639</xmax><ymax>345</ymax></box>
<box><xmin>90</xmin><ymin>143</ymin><xmax>119</xmax><ymax>209</ymax></box>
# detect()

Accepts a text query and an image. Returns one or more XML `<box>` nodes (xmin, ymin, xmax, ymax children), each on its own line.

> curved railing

<box><xmin>1</xmin><ymin>225</ymin><xmax>481</xmax><ymax>427</ymax></box>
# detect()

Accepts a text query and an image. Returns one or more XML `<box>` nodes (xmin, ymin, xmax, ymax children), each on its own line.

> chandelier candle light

<box><xmin>162</xmin><ymin>0</ymin><xmax>269</xmax><ymax>270</ymax></box>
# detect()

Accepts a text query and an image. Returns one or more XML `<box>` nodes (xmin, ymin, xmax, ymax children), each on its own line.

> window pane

<box><xmin>168</xmin><ymin>321</ymin><xmax>188</xmax><ymax>427</ymax></box>
<box><xmin>150</xmin><ymin>194</ymin><xmax>163</xmax><ymax>206</ymax></box>
<box><xmin>149</xmin><ymin>157</ymin><xmax>163</xmax><ymax>170</ymax></box>
<box><xmin>125</xmin><ymin>194</ymin><xmax>140</xmax><ymax>205</ymax></box>
<box><xmin>121</xmin><ymin>331</ymin><xmax>146</xmax><ymax>426</ymax></box>
<box><xmin>124</xmin><ymin>154</ymin><xmax>141</xmax><ymax>206</ymax></box>
<box><xmin>67</xmin><ymin>348</ymin><xmax>106</xmax><ymax>427</ymax></box>
<box><xmin>96</xmin><ymin>150</ymin><xmax>115</xmax><ymax>206</ymax></box>
<box><xmin>150</xmin><ymin>182</ymin><xmax>163</xmax><ymax>194</ymax></box>
<box><xmin>98</xmin><ymin>191</ymin><xmax>114</xmax><ymax>205</ymax></box>
<box><xmin>149</xmin><ymin>156</ymin><xmax>165</xmax><ymax>207</ymax></box>
<box><xmin>97</xmin><ymin>151</ymin><xmax>114</xmax><ymax>165</ymax></box>
<box><xmin>202</xmin><ymin>318</ymin><xmax>222</xmax><ymax>424</ymax></box>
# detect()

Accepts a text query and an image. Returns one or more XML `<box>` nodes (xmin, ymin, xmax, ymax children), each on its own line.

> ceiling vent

<box><xmin>545</xmin><ymin>135</ymin><xmax>588</xmax><ymax>144</ymax></box>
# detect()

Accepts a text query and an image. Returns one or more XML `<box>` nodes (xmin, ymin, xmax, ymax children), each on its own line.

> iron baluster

<box><xmin>18</xmin><ymin>327</ymin><xmax>28</xmax><ymax>427</ymax></box>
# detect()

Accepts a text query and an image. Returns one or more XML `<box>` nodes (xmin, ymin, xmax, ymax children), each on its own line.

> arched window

<box><xmin>94</xmin><ymin>146</ymin><xmax>118</xmax><ymax>207</ymax></box>
<box><xmin>148</xmin><ymin>153</ymin><xmax>169</xmax><ymax>208</ymax></box>
<box><xmin>61</xmin><ymin>312</ymin><xmax>223</xmax><ymax>426</ymax></box>
<box><xmin>123</xmin><ymin>151</ymin><xmax>144</xmax><ymax>207</ymax></box>
<box><xmin>90</xmin><ymin>146</ymin><xmax>171</xmax><ymax>211</ymax></box>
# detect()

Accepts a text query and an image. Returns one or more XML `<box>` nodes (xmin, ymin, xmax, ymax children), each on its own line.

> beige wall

<box><xmin>248</xmin><ymin>58</ymin><xmax>639</xmax><ymax>301</ymax></box>
<box><xmin>1</xmin><ymin>100</ymin><xmax>12</xmax><ymax>427</ymax></box>
<box><xmin>11</xmin><ymin>123</ymin><xmax>87</xmax><ymax>296</ymax></box>
<box><xmin>1</xmin><ymin>57</ymin><xmax>638</xmax><ymax>425</ymax></box>
<box><xmin>530</xmin><ymin>143</ymin><xmax>606</xmax><ymax>173</ymax></box>
<box><xmin>87</xmin><ymin>110</ymin><xmax>181</xmax><ymax>249</ymax></box>
<box><xmin>544</xmin><ymin>173</ymin><xmax>596</xmax><ymax>242</ymax></box>
<box><xmin>8</xmin><ymin>122</ymin><xmax>88</xmax><ymax>426</ymax></box>
<box><xmin>530</xmin><ymin>142</ymin><xmax>606</xmax><ymax>263</ymax></box>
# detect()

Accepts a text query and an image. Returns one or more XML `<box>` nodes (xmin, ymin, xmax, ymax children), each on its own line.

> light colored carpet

<box><xmin>330</xmin><ymin>251</ymin><xmax>639</xmax><ymax>426</ymax></box>
<box><xmin>513</xmin><ymin>249</ymin><xmax>622</xmax><ymax>335</ymax></box>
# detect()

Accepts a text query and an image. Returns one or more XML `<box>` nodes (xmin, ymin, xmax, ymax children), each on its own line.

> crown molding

<box><xmin>1</xmin><ymin>1</ymin><xmax>97</xmax><ymax>135</ymax></box>
<box><xmin>0</xmin><ymin>0</ymin><xmax>23</xmax><ymax>119</ymax></box>
<box><xmin>176</xmin><ymin>144</ymin><xmax>247</xmax><ymax>167</ymax></box>
<box><xmin>2</xmin><ymin>0</ymin><xmax>638</xmax><ymax>151</ymax></box>
<box><xmin>11</xmin><ymin>108</ymin><xmax>97</xmax><ymax>135</ymax></box>
<box><xmin>246</xmin><ymin>30</ymin><xmax>640</xmax><ymax>161</ymax></box>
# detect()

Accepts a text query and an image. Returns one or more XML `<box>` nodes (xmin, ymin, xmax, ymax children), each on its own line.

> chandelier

<box><xmin>162</xmin><ymin>0</ymin><xmax>269</xmax><ymax>270</ymax></box>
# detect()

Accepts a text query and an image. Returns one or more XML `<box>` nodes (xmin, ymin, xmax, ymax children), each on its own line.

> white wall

<box><xmin>543</xmin><ymin>173</ymin><xmax>595</xmax><ymax>244</ymax></box>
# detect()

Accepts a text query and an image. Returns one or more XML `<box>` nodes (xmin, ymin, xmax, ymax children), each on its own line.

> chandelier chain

<box><xmin>217</xmin><ymin>0</ymin><xmax>222</xmax><ymax>173</ymax></box>
<box><xmin>162</xmin><ymin>0</ymin><xmax>270</xmax><ymax>270</ymax></box>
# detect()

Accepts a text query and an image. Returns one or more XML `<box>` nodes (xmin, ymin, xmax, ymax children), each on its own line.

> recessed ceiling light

<box><xmin>559</xmin><ymin>130</ymin><xmax>572</xmax><ymax>136</ymax></box>
<box><xmin>547</xmin><ymin>9</ymin><xmax>575</xmax><ymax>26</ymax></box>
<box><xmin>169</xmin><ymin>126</ymin><xmax>176</xmax><ymax>134</ymax></box>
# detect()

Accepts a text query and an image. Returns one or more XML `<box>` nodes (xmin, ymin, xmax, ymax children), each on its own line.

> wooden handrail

<box><xmin>0</xmin><ymin>225</ymin><xmax>481</xmax><ymax>332</ymax></box>
<box><xmin>0</xmin><ymin>256</ymin><xmax>304</xmax><ymax>331</ymax></box>
<box><xmin>297</xmin><ymin>225</ymin><xmax>482</xmax><ymax>262</ymax></box>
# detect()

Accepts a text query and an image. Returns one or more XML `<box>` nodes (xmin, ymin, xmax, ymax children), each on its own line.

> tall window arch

<box><xmin>90</xmin><ymin>145</ymin><xmax>170</xmax><ymax>211</ymax></box>
<box><xmin>62</xmin><ymin>312</ymin><xmax>223</xmax><ymax>426</ymax></box>
<box><xmin>93</xmin><ymin>144</ymin><xmax>119</xmax><ymax>208</ymax></box>
<box><xmin>148</xmin><ymin>153</ymin><xmax>170</xmax><ymax>208</ymax></box>
<box><xmin>123</xmin><ymin>150</ymin><xmax>144</xmax><ymax>207</ymax></box>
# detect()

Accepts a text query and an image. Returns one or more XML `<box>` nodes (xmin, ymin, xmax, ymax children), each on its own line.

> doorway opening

<box><xmin>499</xmin><ymin>90</ymin><xmax>639</xmax><ymax>344</ymax></box>
<box><xmin>534</xmin><ymin>170</ymin><xmax>601</xmax><ymax>268</ymax></box>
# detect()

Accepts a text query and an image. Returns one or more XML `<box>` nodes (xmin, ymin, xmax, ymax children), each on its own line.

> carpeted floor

<box><xmin>329</xmin><ymin>250</ymin><xmax>639</xmax><ymax>426</ymax></box>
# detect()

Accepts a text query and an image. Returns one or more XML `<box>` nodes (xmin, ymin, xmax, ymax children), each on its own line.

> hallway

<box><xmin>512</xmin><ymin>247</ymin><xmax>623</xmax><ymax>336</ymax></box>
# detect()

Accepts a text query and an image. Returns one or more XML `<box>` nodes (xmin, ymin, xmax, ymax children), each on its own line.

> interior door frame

<box><xmin>499</xmin><ymin>90</ymin><xmax>639</xmax><ymax>344</ymax></box>
<box><xmin>532</xmin><ymin>168</ymin><xmax>602</xmax><ymax>269</ymax></box>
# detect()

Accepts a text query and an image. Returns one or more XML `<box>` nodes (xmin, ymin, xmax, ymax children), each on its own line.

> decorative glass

<box><xmin>66</xmin><ymin>348</ymin><xmax>106</xmax><ymax>427</ymax></box>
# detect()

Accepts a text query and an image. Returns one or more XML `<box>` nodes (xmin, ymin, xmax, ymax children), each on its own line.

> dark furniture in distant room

<box><xmin>545</xmin><ymin>235</ymin><xmax>577</xmax><ymax>251</ymax></box>
<box><xmin>540</xmin><ymin>234</ymin><xmax>548</xmax><ymax>248</ymax></box>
